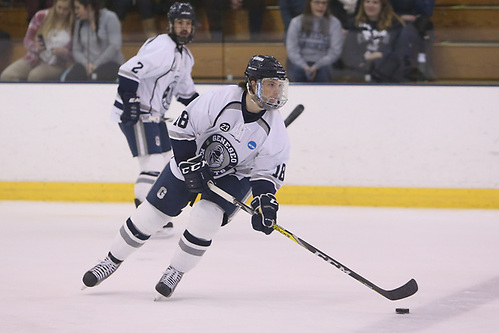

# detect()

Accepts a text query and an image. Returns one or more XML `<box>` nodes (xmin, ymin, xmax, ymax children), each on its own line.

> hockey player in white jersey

<box><xmin>83</xmin><ymin>55</ymin><xmax>290</xmax><ymax>299</ymax></box>
<box><xmin>111</xmin><ymin>2</ymin><xmax>199</xmax><ymax>236</ymax></box>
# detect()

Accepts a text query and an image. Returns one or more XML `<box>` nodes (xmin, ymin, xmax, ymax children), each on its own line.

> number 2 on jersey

<box><xmin>131</xmin><ymin>62</ymin><xmax>144</xmax><ymax>74</ymax></box>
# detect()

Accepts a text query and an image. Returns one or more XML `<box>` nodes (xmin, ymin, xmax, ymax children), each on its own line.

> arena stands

<box><xmin>0</xmin><ymin>0</ymin><xmax>498</xmax><ymax>82</ymax></box>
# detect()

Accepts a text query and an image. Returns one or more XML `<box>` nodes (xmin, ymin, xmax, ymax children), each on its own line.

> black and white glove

<box><xmin>250</xmin><ymin>193</ymin><xmax>278</xmax><ymax>235</ymax></box>
<box><xmin>178</xmin><ymin>154</ymin><xmax>213</xmax><ymax>193</ymax></box>
<box><xmin>120</xmin><ymin>93</ymin><xmax>143</xmax><ymax>125</ymax></box>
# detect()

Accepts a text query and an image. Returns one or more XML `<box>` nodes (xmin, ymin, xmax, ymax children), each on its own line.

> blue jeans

<box><xmin>286</xmin><ymin>59</ymin><xmax>331</xmax><ymax>83</ymax></box>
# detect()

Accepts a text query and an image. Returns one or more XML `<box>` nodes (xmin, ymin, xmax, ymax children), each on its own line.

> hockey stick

<box><xmin>284</xmin><ymin>104</ymin><xmax>304</xmax><ymax>127</ymax></box>
<box><xmin>166</xmin><ymin>104</ymin><xmax>304</xmax><ymax>125</ymax></box>
<box><xmin>207</xmin><ymin>180</ymin><xmax>418</xmax><ymax>301</ymax></box>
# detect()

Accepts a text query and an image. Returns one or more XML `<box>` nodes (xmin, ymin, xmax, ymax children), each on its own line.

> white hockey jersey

<box><xmin>111</xmin><ymin>34</ymin><xmax>196</xmax><ymax>122</ymax></box>
<box><xmin>168</xmin><ymin>85</ymin><xmax>290</xmax><ymax>192</ymax></box>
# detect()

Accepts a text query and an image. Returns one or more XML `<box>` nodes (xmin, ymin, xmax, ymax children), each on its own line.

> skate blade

<box><xmin>81</xmin><ymin>285</ymin><xmax>88</xmax><ymax>291</ymax></box>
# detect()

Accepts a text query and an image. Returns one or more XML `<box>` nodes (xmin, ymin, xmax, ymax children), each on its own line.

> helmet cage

<box><xmin>249</xmin><ymin>77</ymin><xmax>289</xmax><ymax>110</ymax></box>
<box><xmin>245</xmin><ymin>55</ymin><xmax>288</xmax><ymax>110</ymax></box>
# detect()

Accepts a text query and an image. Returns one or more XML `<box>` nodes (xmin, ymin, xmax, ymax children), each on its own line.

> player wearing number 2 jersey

<box><xmin>83</xmin><ymin>54</ymin><xmax>290</xmax><ymax>299</ymax></box>
<box><xmin>110</xmin><ymin>2</ymin><xmax>199</xmax><ymax>238</ymax></box>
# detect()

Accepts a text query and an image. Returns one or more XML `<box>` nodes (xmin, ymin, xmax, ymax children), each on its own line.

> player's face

<box><xmin>261</xmin><ymin>78</ymin><xmax>284</xmax><ymax>101</ymax></box>
<box><xmin>173</xmin><ymin>18</ymin><xmax>193</xmax><ymax>39</ymax></box>
<box><xmin>55</xmin><ymin>0</ymin><xmax>71</xmax><ymax>19</ymax></box>
<box><xmin>363</xmin><ymin>0</ymin><xmax>382</xmax><ymax>21</ymax></box>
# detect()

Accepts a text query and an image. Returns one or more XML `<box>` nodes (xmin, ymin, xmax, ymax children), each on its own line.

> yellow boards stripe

<box><xmin>0</xmin><ymin>182</ymin><xmax>498</xmax><ymax>209</ymax></box>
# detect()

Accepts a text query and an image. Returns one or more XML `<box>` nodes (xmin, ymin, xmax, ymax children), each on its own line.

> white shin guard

<box><xmin>170</xmin><ymin>200</ymin><xmax>224</xmax><ymax>273</ymax></box>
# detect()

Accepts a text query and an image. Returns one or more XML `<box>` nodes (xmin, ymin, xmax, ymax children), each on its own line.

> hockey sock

<box><xmin>170</xmin><ymin>200</ymin><xmax>223</xmax><ymax>272</ymax></box>
<box><xmin>171</xmin><ymin>229</ymin><xmax>211</xmax><ymax>272</ymax></box>
<box><xmin>109</xmin><ymin>218</ymin><xmax>150</xmax><ymax>261</ymax></box>
<box><xmin>110</xmin><ymin>201</ymin><xmax>172</xmax><ymax>260</ymax></box>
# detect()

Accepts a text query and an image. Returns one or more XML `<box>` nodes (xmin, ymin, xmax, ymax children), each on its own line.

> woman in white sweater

<box><xmin>0</xmin><ymin>0</ymin><xmax>73</xmax><ymax>81</ymax></box>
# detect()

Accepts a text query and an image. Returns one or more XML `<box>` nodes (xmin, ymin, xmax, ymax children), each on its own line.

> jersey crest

<box><xmin>200</xmin><ymin>134</ymin><xmax>238</xmax><ymax>177</ymax></box>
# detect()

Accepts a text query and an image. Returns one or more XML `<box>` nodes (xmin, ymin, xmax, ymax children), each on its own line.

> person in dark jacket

<box><xmin>389</xmin><ymin>0</ymin><xmax>436</xmax><ymax>81</ymax></box>
<box><xmin>340</xmin><ymin>0</ymin><xmax>409</xmax><ymax>83</ymax></box>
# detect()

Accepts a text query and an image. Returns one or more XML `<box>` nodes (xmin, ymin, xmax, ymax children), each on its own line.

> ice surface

<box><xmin>1</xmin><ymin>201</ymin><xmax>498</xmax><ymax>332</ymax></box>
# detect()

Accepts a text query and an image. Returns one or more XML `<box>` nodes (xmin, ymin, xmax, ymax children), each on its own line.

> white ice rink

<box><xmin>1</xmin><ymin>200</ymin><xmax>498</xmax><ymax>332</ymax></box>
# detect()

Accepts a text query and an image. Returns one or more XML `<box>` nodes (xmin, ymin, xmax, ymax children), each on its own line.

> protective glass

<box><xmin>254</xmin><ymin>77</ymin><xmax>289</xmax><ymax>109</ymax></box>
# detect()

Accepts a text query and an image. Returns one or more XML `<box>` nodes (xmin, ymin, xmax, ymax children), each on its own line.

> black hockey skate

<box><xmin>82</xmin><ymin>254</ymin><xmax>122</xmax><ymax>288</ymax></box>
<box><xmin>154</xmin><ymin>265</ymin><xmax>184</xmax><ymax>300</ymax></box>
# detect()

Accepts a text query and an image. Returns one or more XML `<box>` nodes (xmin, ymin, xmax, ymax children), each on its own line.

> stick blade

<box><xmin>380</xmin><ymin>278</ymin><xmax>418</xmax><ymax>301</ymax></box>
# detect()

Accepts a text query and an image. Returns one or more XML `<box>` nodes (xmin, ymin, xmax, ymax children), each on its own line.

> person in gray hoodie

<box><xmin>285</xmin><ymin>0</ymin><xmax>343</xmax><ymax>82</ymax></box>
<box><xmin>63</xmin><ymin>0</ymin><xmax>124</xmax><ymax>81</ymax></box>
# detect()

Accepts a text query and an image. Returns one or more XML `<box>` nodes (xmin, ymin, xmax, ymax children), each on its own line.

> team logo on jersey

<box><xmin>199</xmin><ymin>134</ymin><xmax>238</xmax><ymax>177</ymax></box>
<box><xmin>248</xmin><ymin>141</ymin><xmax>257</xmax><ymax>150</ymax></box>
<box><xmin>220</xmin><ymin>123</ymin><xmax>230</xmax><ymax>132</ymax></box>
<box><xmin>157</xmin><ymin>186</ymin><xmax>167</xmax><ymax>199</ymax></box>
<box><xmin>155</xmin><ymin>135</ymin><xmax>161</xmax><ymax>146</ymax></box>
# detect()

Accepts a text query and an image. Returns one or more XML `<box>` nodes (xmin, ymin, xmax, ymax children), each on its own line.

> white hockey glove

<box><xmin>250</xmin><ymin>194</ymin><xmax>278</xmax><ymax>235</ymax></box>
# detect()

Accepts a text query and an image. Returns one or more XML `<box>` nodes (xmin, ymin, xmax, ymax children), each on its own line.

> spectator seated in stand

<box><xmin>279</xmin><ymin>0</ymin><xmax>349</xmax><ymax>33</ymax></box>
<box><xmin>0</xmin><ymin>0</ymin><xmax>73</xmax><ymax>82</ymax></box>
<box><xmin>62</xmin><ymin>0</ymin><xmax>125</xmax><ymax>82</ymax></box>
<box><xmin>389</xmin><ymin>0</ymin><xmax>435</xmax><ymax>81</ymax></box>
<box><xmin>339</xmin><ymin>0</ymin><xmax>409</xmax><ymax>83</ymax></box>
<box><xmin>285</xmin><ymin>0</ymin><xmax>343</xmax><ymax>82</ymax></box>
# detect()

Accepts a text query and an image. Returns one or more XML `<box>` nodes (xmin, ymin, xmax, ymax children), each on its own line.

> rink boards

<box><xmin>1</xmin><ymin>83</ymin><xmax>498</xmax><ymax>209</ymax></box>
